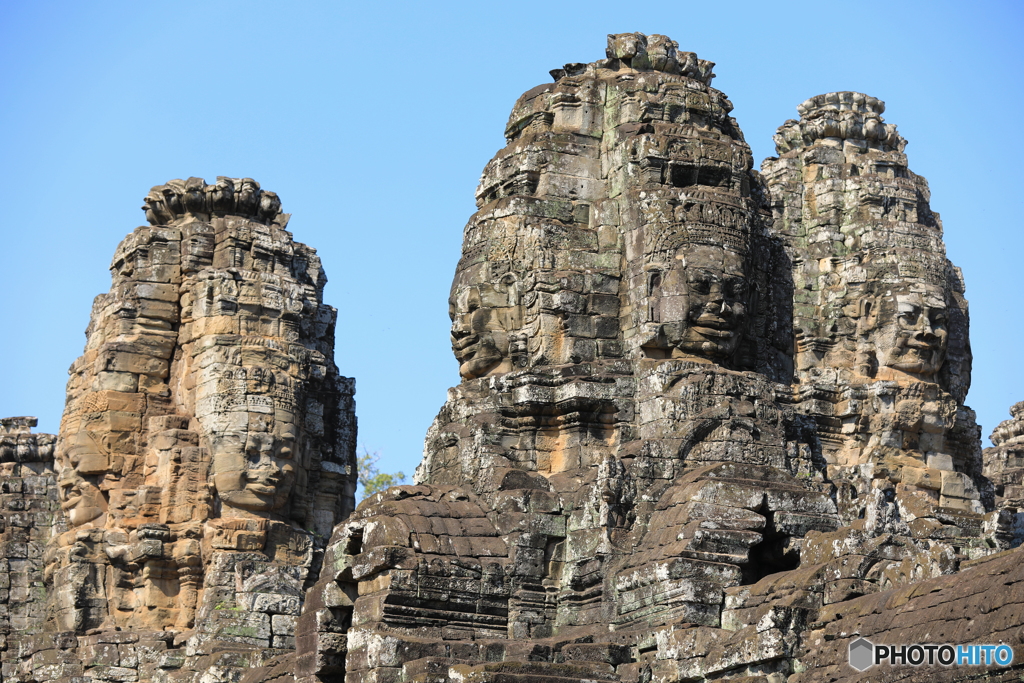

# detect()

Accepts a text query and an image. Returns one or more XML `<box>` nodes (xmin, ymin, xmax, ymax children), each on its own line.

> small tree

<box><xmin>357</xmin><ymin>447</ymin><xmax>406</xmax><ymax>501</ymax></box>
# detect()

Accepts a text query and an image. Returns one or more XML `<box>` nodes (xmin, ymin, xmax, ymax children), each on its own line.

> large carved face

<box><xmin>58</xmin><ymin>467</ymin><xmax>107</xmax><ymax>527</ymax></box>
<box><xmin>200</xmin><ymin>360</ymin><xmax>304</xmax><ymax>516</ymax></box>
<box><xmin>65</xmin><ymin>428</ymin><xmax>112</xmax><ymax>477</ymax></box>
<box><xmin>658</xmin><ymin>244</ymin><xmax>748</xmax><ymax>361</ymax></box>
<box><xmin>209</xmin><ymin>420</ymin><xmax>298</xmax><ymax>514</ymax></box>
<box><xmin>449</xmin><ymin>276</ymin><xmax>522</xmax><ymax>380</ymax></box>
<box><xmin>55</xmin><ymin>426</ymin><xmax>115</xmax><ymax>528</ymax></box>
<box><xmin>876</xmin><ymin>285</ymin><xmax>949</xmax><ymax>376</ymax></box>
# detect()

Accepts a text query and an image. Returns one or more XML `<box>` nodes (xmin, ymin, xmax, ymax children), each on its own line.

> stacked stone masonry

<box><xmin>1</xmin><ymin>177</ymin><xmax>358</xmax><ymax>682</ymax></box>
<box><xmin>1</xmin><ymin>31</ymin><xmax>1021</xmax><ymax>683</ymax></box>
<box><xmin>0</xmin><ymin>418</ymin><xmax>61</xmax><ymax>647</ymax></box>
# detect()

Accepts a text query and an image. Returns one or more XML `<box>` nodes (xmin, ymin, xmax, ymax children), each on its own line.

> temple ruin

<box><xmin>0</xmin><ymin>32</ymin><xmax>1021</xmax><ymax>683</ymax></box>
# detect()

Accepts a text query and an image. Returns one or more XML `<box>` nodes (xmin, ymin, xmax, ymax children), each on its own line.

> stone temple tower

<box><xmin>296</xmin><ymin>34</ymin><xmax>1011</xmax><ymax>683</ymax></box>
<box><xmin>48</xmin><ymin>178</ymin><xmax>357</xmax><ymax>639</ymax></box>
<box><xmin>1</xmin><ymin>32</ymin><xmax>1020</xmax><ymax>683</ymax></box>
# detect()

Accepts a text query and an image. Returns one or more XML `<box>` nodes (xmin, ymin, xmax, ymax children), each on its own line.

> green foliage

<box><xmin>357</xmin><ymin>447</ymin><xmax>406</xmax><ymax>501</ymax></box>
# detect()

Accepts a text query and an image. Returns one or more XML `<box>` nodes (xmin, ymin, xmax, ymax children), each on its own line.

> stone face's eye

<box><xmin>899</xmin><ymin>309</ymin><xmax>919</xmax><ymax>325</ymax></box>
<box><xmin>689</xmin><ymin>275</ymin><xmax>711</xmax><ymax>295</ymax></box>
<box><xmin>727</xmin><ymin>279</ymin><xmax>746</xmax><ymax>297</ymax></box>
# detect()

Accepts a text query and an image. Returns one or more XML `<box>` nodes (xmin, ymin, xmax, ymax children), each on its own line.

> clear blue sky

<box><xmin>2</xmin><ymin>1</ymin><xmax>1022</xmax><ymax>482</ymax></box>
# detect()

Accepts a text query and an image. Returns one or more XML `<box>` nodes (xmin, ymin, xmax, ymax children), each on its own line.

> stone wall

<box><xmin>0</xmin><ymin>417</ymin><xmax>61</xmax><ymax>656</ymax></box>
<box><xmin>984</xmin><ymin>402</ymin><xmax>1024</xmax><ymax>545</ymax></box>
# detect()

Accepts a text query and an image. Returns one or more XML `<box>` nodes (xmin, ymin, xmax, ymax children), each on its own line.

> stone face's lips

<box><xmin>690</xmin><ymin>313</ymin><xmax>738</xmax><ymax>333</ymax></box>
<box><xmin>452</xmin><ymin>334</ymin><xmax>479</xmax><ymax>353</ymax></box>
<box><xmin>691</xmin><ymin>326</ymin><xmax>734</xmax><ymax>339</ymax></box>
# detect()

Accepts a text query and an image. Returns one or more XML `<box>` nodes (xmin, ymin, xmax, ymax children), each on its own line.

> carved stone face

<box><xmin>236</xmin><ymin>179</ymin><xmax>260</xmax><ymax>215</ymax></box>
<box><xmin>877</xmin><ymin>286</ymin><xmax>948</xmax><ymax>376</ymax></box>
<box><xmin>58</xmin><ymin>467</ymin><xmax>106</xmax><ymax>527</ymax></box>
<box><xmin>449</xmin><ymin>278</ymin><xmax>522</xmax><ymax>380</ymax></box>
<box><xmin>65</xmin><ymin>428</ymin><xmax>111</xmax><ymax>476</ymax></box>
<box><xmin>210</xmin><ymin>421</ymin><xmax>298</xmax><ymax>514</ymax></box>
<box><xmin>56</xmin><ymin>427</ymin><xmax>114</xmax><ymax>529</ymax></box>
<box><xmin>200</xmin><ymin>360</ymin><xmax>304</xmax><ymax>517</ymax></box>
<box><xmin>142</xmin><ymin>192</ymin><xmax>171</xmax><ymax>226</ymax></box>
<box><xmin>259</xmin><ymin>191</ymin><xmax>281</xmax><ymax>221</ymax></box>
<box><xmin>659</xmin><ymin>244</ymin><xmax>748</xmax><ymax>361</ymax></box>
<box><xmin>607</xmin><ymin>32</ymin><xmax>647</xmax><ymax>60</ymax></box>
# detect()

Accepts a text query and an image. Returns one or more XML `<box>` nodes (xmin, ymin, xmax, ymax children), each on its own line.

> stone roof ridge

<box><xmin>774</xmin><ymin>90</ymin><xmax>907</xmax><ymax>155</ymax></box>
<box><xmin>990</xmin><ymin>400</ymin><xmax>1024</xmax><ymax>446</ymax></box>
<box><xmin>0</xmin><ymin>416</ymin><xmax>37</xmax><ymax>434</ymax></box>
<box><xmin>549</xmin><ymin>32</ymin><xmax>715</xmax><ymax>85</ymax></box>
<box><xmin>797</xmin><ymin>91</ymin><xmax>886</xmax><ymax>117</ymax></box>
<box><xmin>0</xmin><ymin>416</ymin><xmax>55</xmax><ymax>462</ymax></box>
<box><xmin>142</xmin><ymin>176</ymin><xmax>286</xmax><ymax>227</ymax></box>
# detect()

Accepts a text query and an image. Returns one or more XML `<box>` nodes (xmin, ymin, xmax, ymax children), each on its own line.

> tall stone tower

<box><xmin>46</xmin><ymin>178</ymin><xmax>357</xmax><ymax>644</ymax></box>
<box><xmin>762</xmin><ymin>93</ymin><xmax>990</xmax><ymax>536</ymax></box>
<box><xmin>297</xmin><ymin>34</ymin><xmax>1012</xmax><ymax>683</ymax></box>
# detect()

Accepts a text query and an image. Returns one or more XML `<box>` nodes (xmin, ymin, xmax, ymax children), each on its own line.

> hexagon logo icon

<box><xmin>849</xmin><ymin>637</ymin><xmax>875</xmax><ymax>671</ymax></box>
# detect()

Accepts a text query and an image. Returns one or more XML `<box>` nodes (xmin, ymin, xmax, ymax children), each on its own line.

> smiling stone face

<box><xmin>58</xmin><ymin>467</ymin><xmax>106</xmax><ymax>527</ymax></box>
<box><xmin>208</xmin><ymin>419</ymin><xmax>299</xmax><ymax>514</ymax></box>
<box><xmin>450</xmin><ymin>287</ymin><xmax>505</xmax><ymax>380</ymax></box>
<box><xmin>674</xmin><ymin>244</ymin><xmax>749</xmax><ymax>361</ymax></box>
<box><xmin>641</xmin><ymin>242</ymin><xmax>751</xmax><ymax>364</ymax></box>
<box><xmin>877</xmin><ymin>286</ymin><xmax>949</xmax><ymax>376</ymax></box>
<box><xmin>195</xmin><ymin>358</ymin><xmax>305</xmax><ymax>517</ymax></box>
<box><xmin>449</xmin><ymin>273</ymin><xmax>523</xmax><ymax>381</ymax></box>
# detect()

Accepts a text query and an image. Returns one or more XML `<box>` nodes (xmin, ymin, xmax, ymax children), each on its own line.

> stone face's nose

<box><xmin>450</xmin><ymin>315</ymin><xmax>477</xmax><ymax>345</ymax></box>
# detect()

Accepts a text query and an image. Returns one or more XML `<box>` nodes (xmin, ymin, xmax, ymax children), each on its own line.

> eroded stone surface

<box><xmin>0</xmin><ymin>418</ymin><xmax>61</xmax><ymax>647</ymax></box>
<box><xmin>2</xmin><ymin>179</ymin><xmax>358</xmax><ymax>682</ymax></box>
<box><xmin>300</xmin><ymin>33</ymin><xmax>1014</xmax><ymax>683</ymax></box>
<box><xmin>984</xmin><ymin>401</ymin><xmax>1024</xmax><ymax>546</ymax></box>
